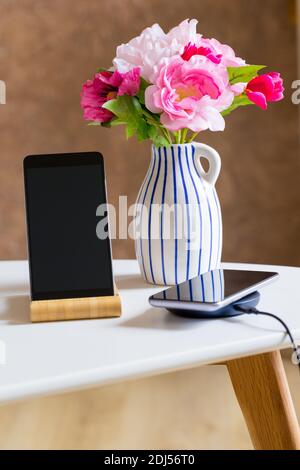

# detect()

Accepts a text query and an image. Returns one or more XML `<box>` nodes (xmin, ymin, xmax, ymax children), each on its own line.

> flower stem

<box><xmin>175</xmin><ymin>131</ymin><xmax>181</xmax><ymax>144</ymax></box>
<box><xmin>165</xmin><ymin>129</ymin><xmax>172</xmax><ymax>144</ymax></box>
<box><xmin>161</xmin><ymin>127</ymin><xmax>172</xmax><ymax>143</ymax></box>
<box><xmin>181</xmin><ymin>128</ymin><xmax>188</xmax><ymax>143</ymax></box>
<box><xmin>142</xmin><ymin>108</ymin><xmax>172</xmax><ymax>144</ymax></box>
<box><xmin>142</xmin><ymin>108</ymin><xmax>159</xmax><ymax>122</ymax></box>
<box><xmin>188</xmin><ymin>131</ymin><xmax>199</xmax><ymax>143</ymax></box>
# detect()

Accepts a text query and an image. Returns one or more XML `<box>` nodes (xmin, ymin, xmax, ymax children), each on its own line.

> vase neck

<box><xmin>152</xmin><ymin>144</ymin><xmax>196</xmax><ymax>163</ymax></box>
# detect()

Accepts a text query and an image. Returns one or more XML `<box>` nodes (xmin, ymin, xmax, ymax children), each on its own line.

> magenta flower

<box><xmin>182</xmin><ymin>42</ymin><xmax>222</xmax><ymax>64</ymax></box>
<box><xmin>81</xmin><ymin>68</ymin><xmax>140</xmax><ymax>122</ymax></box>
<box><xmin>246</xmin><ymin>72</ymin><xmax>284</xmax><ymax>110</ymax></box>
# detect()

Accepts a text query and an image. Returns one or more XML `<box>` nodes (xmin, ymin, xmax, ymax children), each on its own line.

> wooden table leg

<box><xmin>226</xmin><ymin>351</ymin><xmax>300</xmax><ymax>450</ymax></box>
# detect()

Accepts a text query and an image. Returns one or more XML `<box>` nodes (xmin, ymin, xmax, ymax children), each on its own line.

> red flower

<box><xmin>246</xmin><ymin>72</ymin><xmax>284</xmax><ymax>110</ymax></box>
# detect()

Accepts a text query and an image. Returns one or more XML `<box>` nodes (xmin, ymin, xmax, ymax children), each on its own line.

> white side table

<box><xmin>0</xmin><ymin>260</ymin><xmax>299</xmax><ymax>450</ymax></box>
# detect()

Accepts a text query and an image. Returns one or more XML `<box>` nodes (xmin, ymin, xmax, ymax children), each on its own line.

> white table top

<box><xmin>0</xmin><ymin>259</ymin><xmax>299</xmax><ymax>403</ymax></box>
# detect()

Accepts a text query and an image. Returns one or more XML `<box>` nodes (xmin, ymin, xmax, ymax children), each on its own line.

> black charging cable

<box><xmin>234</xmin><ymin>305</ymin><xmax>300</xmax><ymax>372</ymax></box>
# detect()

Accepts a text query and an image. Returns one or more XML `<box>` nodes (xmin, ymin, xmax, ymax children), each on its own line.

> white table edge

<box><xmin>0</xmin><ymin>340</ymin><xmax>293</xmax><ymax>405</ymax></box>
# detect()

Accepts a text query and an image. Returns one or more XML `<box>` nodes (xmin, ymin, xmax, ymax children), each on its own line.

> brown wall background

<box><xmin>0</xmin><ymin>0</ymin><xmax>299</xmax><ymax>265</ymax></box>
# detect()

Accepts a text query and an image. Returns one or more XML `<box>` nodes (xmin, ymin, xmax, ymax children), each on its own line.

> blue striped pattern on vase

<box><xmin>134</xmin><ymin>143</ymin><xmax>222</xmax><ymax>286</ymax></box>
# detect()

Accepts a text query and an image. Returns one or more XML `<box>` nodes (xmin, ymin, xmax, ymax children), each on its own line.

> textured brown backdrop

<box><xmin>0</xmin><ymin>0</ymin><xmax>299</xmax><ymax>265</ymax></box>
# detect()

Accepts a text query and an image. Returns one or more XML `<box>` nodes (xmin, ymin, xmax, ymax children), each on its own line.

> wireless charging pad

<box><xmin>168</xmin><ymin>291</ymin><xmax>261</xmax><ymax>319</ymax></box>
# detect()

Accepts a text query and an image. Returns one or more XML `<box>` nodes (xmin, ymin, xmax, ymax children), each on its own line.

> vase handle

<box><xmin>193</xmin><ymin>142</ymin><xmax>221</xmax><ymax>187</ymax></box>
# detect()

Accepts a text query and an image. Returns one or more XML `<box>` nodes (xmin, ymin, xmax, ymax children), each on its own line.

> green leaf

<box><xmin>228</xmin><ymin>65</ymin><xmax>266</xmax><ymax>85</ymax></box>
<box><xmin>152</xmin><ymin>134</ymin><xmax>170</xmax><ymax>147</ymax></box>
<box><xmin>147</xmin><ymin>125</ymin><xmax>169</xmax><ymax>147</ymax></box>
<box><xmin>100</xmin><ymin>121</ymin><xmax>112</xmax><ymax>128</ymax></box>
<box><xmin>132</xmin><ymin>96</ymin><xmax>143</xmax><ymax>115</ymax></box>
<box><xmin>87</xmin><ymin>121</ymin><xmax>101</xmax><ymax>126</ymax></box>
<box><xmin>103</xmin><ymin>95</ymin><xmax>150</xmax><ymax>142</ymax></box>
<box><xmin>110</xmin><ymin>117</ymin><xmax>126</xmax><ymax>127</ymax></box>
<box><xmin>102</xmin><ymin>94</ymin><xmax>170</xmax><ymax>145</ymax></box>
<box><xmin>102</xmin><ymin>98</ymin><xmax>122</xmax><ymax>115</ymax></box>
<box><xmin>222</xmin><ymin>94</ymin><xmax>253</xmax><ymax>116</ymax></box>
<box><xmin>126</xmin><ymin>124</ymin><xmax>136</xmax><ymax>139</ymax></box>
<box><xmin>137</xmin><ymin>78</ymin><xmax>150</xmax><ymax>105</ymax></box>
<box><xmin>148</xmin><ymin>125</ymin><xmax>158</xmax><ymax>140</ymax></box>
<box><xmin>103</xmin><ymin>96</ymin><xmax>139</xmax><ymax>124</ymax></box>
<box><xmin>136</xmin><ymin>121</ymin><xmax>150</xmax><ymax>141</ymax></box>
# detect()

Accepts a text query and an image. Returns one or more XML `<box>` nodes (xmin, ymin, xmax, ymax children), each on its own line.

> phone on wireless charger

<box><xmin>24</xmin><ymin>152</ymin><xmax>114</xmax><ymax>301</ymax></box>
<box><xmin>149</xmin><ymin>270</ymin><xmax>279</xmax><ymax>318</ymax></box>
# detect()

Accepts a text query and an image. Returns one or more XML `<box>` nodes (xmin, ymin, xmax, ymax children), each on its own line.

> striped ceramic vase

<box><xmin>134</xmin><ymin>142</ymin><xmax>222</xmax><ymax>286</ymax></box>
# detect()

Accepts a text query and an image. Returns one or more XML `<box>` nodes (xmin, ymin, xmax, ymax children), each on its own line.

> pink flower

<box><xmin>246</xmin><ymin>72</ymin><xmax>284</xmax><ymax>110</ymax></box>
<box><xmin>145</xmin><ymin>57</ymin><xmax>234</xmax><ymax>132</ymax></box>
<box><xmin>181</xmin><ymin>38</ymin><xmax>246</xmax><ymax>97</ymax></box>
<box><xmin>113</xmin><ymin>19</ymin><xmax>201</xmax><ymax>82</ymax></box>
<box><xmin>113</xmin><ymin>20</ymin><xmax>246</xmax><ymax>84</ymax></box>
<box><xmin>81</xmin><ymin>68</ymin><xmax>140</xmax><ymax>122</ymax></box>
<box><xmin>181</xmin><ymin>38</ymin><xmax>245</xmax><ymax>68</ymax></box>
<box><xmin>199</xmin><ymin>37</ymin><xmax>245</xmax><ymax>67</ymax></box>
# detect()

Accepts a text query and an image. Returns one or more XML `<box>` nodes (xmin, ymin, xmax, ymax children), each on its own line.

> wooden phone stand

<box><xmin>30</xmin><ymin>286</ymin><xmax>121</xmax><ymax>323</ymax></box>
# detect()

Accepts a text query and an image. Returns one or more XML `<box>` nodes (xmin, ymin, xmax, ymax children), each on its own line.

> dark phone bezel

<box><xmin>23</xmin><ymin>152</ymin><xmax>115</xmax><ymax>301</ymax></box>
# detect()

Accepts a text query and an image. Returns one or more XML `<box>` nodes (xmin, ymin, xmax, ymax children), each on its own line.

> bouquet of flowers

<box><xmin>81</xmin><ymin>19</ymin><xmax>284</xmax><ymax>146</ymax></box>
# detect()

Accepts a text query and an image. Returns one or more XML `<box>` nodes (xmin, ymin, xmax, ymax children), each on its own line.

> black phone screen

<box><xmin>24</xmin><ymin>152</ymin><xmax>114</xmax><ymax>300</ymax></box>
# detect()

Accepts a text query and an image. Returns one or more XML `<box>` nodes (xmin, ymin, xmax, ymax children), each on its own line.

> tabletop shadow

<box><xmin>120</xmin><ymin>307</ymin><xmax>288</xmax><ymax>335</ymax></box>
<box><xmin>119</xmin><ymin>307</ymin><xmax>206</xmax><ymax>331</ymax></box>
<box><xmin>0</xmin><ymin>295</ymin><xmax>31</xmax><ymax>324</ymax></box>
<box><xmin>0</xmin><ymin>284</ymin><xmax>28</xmax><ymax>296</ymax></box>
<box><xmin>115</xmin><ymin>274</ymin><xmax>158</xmax><ymax>290</ymax></box>
<box><xmin>227</xmin><ymin>314</ymin><xmax>288</xmax><ymax>336</ymax></box>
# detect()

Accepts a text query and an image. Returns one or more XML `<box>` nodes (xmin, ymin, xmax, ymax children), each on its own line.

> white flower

<box><xmin>167</xmin><ymin>18</ymin><xmax>201</xmax><ymax>48</ymax></box>
<box><xmin>113</xmin><ymin>19</ymin><xmax>201</xmax><ymax>83</ymax></box>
